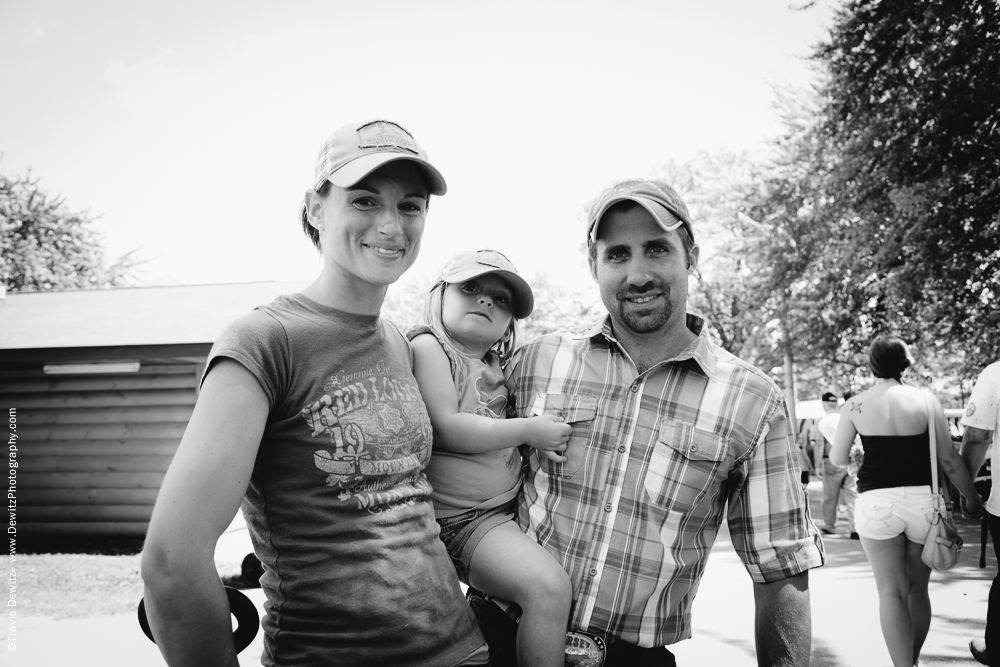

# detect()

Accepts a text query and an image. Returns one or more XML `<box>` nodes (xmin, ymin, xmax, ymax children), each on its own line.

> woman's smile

<box><xmin>365</xmin><ymin>243</ymin><xmax>403</xmax><ymax>258</ymax></box>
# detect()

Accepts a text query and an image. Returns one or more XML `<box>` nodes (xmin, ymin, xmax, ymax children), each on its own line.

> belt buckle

<box><xmin>565</xmin><ymin>630</ymin><xmax>607</xmax><ymax>667</ymax></box>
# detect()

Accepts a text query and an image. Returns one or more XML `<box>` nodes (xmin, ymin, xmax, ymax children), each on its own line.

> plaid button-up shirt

<box><xmin>508</xmin><ymin>314</ymin><xmax>824</xmax><ymax>647</ymax></box>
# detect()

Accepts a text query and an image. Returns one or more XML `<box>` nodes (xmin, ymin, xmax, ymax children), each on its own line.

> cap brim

<box><xmin>589</xmin><ymin>195</ymin><xmax>685</xmax><ymax>242</ymax></box>
<box><xmin>326</xmin><ymin>153</ymin><xmax>447</xmax><ymax>196</ymax></box>
<box><xmin>441</xmin><ymin>267</ymin><xmax>534</xmax><ymax>319</ymax></box>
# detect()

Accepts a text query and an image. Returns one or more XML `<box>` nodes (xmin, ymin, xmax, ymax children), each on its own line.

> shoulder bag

<box><xmin>921</xmin><ymin>391</ymin><xmax>963</xmax><ymax>570</ymax></box>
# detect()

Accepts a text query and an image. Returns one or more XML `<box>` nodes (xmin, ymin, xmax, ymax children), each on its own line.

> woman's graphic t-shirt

<box><xmin>207</xmin><ymin>294</ymin><xmax>482</xmax><ymax>667</ymax></box>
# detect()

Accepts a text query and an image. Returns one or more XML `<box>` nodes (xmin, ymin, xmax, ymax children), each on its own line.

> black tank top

<box><xmin>856</xmin><ymin>432</ymin><xmax>932</xmax><ymax>494</ymax></box>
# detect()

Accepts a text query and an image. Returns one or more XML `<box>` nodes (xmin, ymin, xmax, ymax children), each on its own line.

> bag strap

<box><xmin>983</xmin><ymin>511</ymin><xmax>989</xmax><ymax>569</ymax></box>
<box><xmin>923</xmin><ymin>391</ymin><xmax>942</xmax><ymax>508</ymax></box>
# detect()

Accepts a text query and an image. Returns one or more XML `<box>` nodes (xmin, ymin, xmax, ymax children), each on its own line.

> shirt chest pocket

<box><xmin>643</xmin><ymin>421</ymin><xmax>730</xmax><ymax>513</ymax></box>
<box><xmin>530</xmin><ymin>393</ymin><xmax>599</xmax><ymax>479</ymax></box>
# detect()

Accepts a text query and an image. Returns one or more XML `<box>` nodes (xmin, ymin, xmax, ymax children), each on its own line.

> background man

<box><xmin>960</xmin><ymin>318</ymin><xmax>1000</xmax><ymax>666</ymax></box>
<box><xmin>812</xmin><ymin>392</ymin><xmax>859</xmax><ymax>539</ymax></box>
<box><xmin>505</xmin><ymin>178</ymin><xmax>825</xmax><ymax>666</ymax></box>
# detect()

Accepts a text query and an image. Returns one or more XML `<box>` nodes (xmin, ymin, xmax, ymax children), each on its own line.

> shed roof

<box><xmin>0</xmin><ymin>281</ymin><xmax>309</xmax><ymax>350</ymax></box>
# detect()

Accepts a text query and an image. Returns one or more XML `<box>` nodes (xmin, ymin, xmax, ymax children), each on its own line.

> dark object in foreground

<box><xmin>466</xmin><ymin>587</ymin><xmax>518</xmax><ymax>667</ymax></box>
<box><xmin>137</xmin><ymin>586</ymin><xmax>260</xmax><ymax>654</ymax></box>
<box><xmin>970</xmin><ymin>639</ymin><xmax>994</xmax><ymax>666</ymax></box>
<box><xmin>466</xmin><ymin>587</ymin><xmax>676</xmax><ymax>666</ymax></box>
<box><xmin>241</xmin><ymin>552</ymin><xmax>265</xmax><ymax>586</ymax></box>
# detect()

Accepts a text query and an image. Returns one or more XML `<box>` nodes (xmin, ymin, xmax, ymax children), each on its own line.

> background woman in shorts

<box><xmin>141</xmin><ymin>119</ymin><xmax>486</xmax><ymax>667</ymax></box>
<box><xmin>831</xmin><ymin>335</ymin><xmax>982</xmax><ymax>667</ymax></box>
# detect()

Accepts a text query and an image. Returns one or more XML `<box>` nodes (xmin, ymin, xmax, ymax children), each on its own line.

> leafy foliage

<box><xmin>650</xmin><ymin>113</ymin><xmax>846</xmax><ymax>398</ymax></box>
<box><xmin>694</xmin><ymin>0</ymin><xmax>1000</xmax><ymax>401</ymax></box>
<box><xmin>815</xmin><ymin>0</ymin><xmax>1000</xmax><ymax>374</ymax></box>
<box><xmin>0</xmin><ymin>163</ymin><xmax>137</xmax><ymax>292</ymax></box>
<box><xmin>665</xmin><ymin>153</ymin><xmax>779</xmax><ymax>366</ymax></box>
<box><xmin>519</xmin><ymin>272</ymin><xmax>604</xmax><ymax>341</ymax></box>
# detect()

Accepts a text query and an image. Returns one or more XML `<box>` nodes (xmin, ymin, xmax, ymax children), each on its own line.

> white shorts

<box><xmin>855</xmin><ymin>486</ymin><xmax>935</xmax><ymax>542</ymax></box>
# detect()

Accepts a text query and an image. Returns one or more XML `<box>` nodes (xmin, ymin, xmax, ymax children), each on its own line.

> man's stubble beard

<box><xmin>616</xmin><ymin>284</ymin><xmax>673</xmax><ymax>335</ymax></box>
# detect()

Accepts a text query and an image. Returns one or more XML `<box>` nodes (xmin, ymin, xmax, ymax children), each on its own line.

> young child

<box><xmin>408</xmin><ymin>249</ymin><xmax>573</xmax><ymax>667</ymax></box>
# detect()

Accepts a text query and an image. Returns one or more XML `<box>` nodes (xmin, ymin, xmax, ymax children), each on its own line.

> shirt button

<box><xmin>589</xmin><ymin>567</ymin><xmax>597</xmax><ymax>577</ymax></box>
<box><xmin>630</xmin><ymin>384</ymin><xmax>639</xmax><ymax>392</ymax></box>
<box><xmin>557</xmin><ymin>410</ymin><xmax>565</xmax><ymax>419</ymax></box>
<box><xmin>618</xmin><ymin>445</ymin><xmax>626</xmax><ymax>453</ymax></box>
<box><xmin>604</xmin><ymin>503</ymin><xmax>612</xmax><ymax>512</ymax></box>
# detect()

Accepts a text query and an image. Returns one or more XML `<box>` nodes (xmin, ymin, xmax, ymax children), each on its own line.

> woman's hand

<box><xmin>523</xmin><ymin>414</ymin><xmax>571</xmax><ymax>462</ymax></box>
<box><xmin>962</xmin><ymin>493</ymin><xmax>984</xmax><ymax>518</ymax></box>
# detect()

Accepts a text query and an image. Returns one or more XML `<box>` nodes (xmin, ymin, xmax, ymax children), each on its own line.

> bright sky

<box><xmin>0</xmin><ymin>0</ymin><xmax>836</xmax><ymax>296</ymax></box>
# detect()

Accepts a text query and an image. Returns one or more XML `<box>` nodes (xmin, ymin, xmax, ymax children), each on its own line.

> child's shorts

<box><xmin>436</xmin><ymin>498</ymin><xmax>517</xmax><ymax>584</ymax></box>
<box><xmin>855</xmin><ymin>486</ymin><xmax>936</xmax><ymax>542</ymax></box>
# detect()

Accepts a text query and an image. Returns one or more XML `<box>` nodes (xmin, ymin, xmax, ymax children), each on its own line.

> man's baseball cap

<box><xmin>821</xmin><ymin>392</ymin><xmax>839</xmax><ymax>403</ymax></box>
<box><xmin>312</xmin><ymin>119</ymin><xmax>446</xmax><ymax>195</ymax></box>
<box><xmin>439</xmin><ymin>249</ymin><xmax>534</xmax><ymax>319</ymax></box>
<box><xmin>587</xmin><ymin>178</ymin><xmax>694</xmax><ymax>244</ymax></box>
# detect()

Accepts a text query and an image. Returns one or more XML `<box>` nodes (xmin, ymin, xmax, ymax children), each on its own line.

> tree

<box><xmin>658</xmin><ymin>123</ymin><xmax>842</xmax><ymax>404</ymax></box>
<box><xmin>519</xmin><ymin>272</ymin><xmax>604</xmax><ymax>341</ymax></box>
<box><xmin>815</xmin><ymin>0</ymin><xmax>1000</xmax><ymax>374</ymax></box>
<box><xmin>0</xmin><ymin>163</ymin><xmax>137</xmax><ymax>292</ymax></box>
<box><xmin>660</xmin><ymin>152</ymin><xmax>778</xmax><ymax>364</ymax></box>
<box><xmin>734</xmin><ymin>82</ymin><xmax>866</xmax><ymax>397</ymax></box>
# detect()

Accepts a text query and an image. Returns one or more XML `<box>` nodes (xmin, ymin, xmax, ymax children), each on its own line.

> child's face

<box><xmin>441</xmin><ymin>273</ymin><xmax>515</xmax><ymax>354</ymax></box>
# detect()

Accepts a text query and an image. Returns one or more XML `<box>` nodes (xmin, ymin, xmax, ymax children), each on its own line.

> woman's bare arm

<box><xmin>928</xmin><ymin>394</ymin><xmax>983</xmax><ymax>512</ymax></box>
<box><xmin>140</xmin><ymin>360</ymin><xmax>268</xmax><ymax>666</ymax></box>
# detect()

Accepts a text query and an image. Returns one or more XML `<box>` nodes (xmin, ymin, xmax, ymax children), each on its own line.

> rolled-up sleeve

<box><xmin>727</xmin><ymin>401</ymin><xmax>826</xmax><ymax>583</ymax></box>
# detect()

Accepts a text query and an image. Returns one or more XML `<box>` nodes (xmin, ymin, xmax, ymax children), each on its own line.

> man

<box><xmin>960</xmin><ymin>326</ymin><xmax>1000</xmax><ymax>666</ymax></box>
<box><xmin>812</xmin><ymin>392</ymin><xmax>858</xmax><ymax>539</ymax></box>
<box><xmin>505</xmin><ymin>178</ymin><xmax>825</xmax><ymax>666</ymax></box>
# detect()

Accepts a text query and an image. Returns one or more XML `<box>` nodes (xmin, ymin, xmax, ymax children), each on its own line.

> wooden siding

<box><xmin>3</xmin><ymin>362</ymin><xmax>199</xmax><ymax>536</ymax></box>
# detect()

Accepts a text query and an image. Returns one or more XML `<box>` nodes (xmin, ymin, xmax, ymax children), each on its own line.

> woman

<box><xmin>141</xmin><ymin>119</ymin><xmax>486</xmax><ymax>667</ymax></box>
<box><xmin>831</xmin><ymin>335</ymin><xmax>983</xmax><ymax>667</ymax></box>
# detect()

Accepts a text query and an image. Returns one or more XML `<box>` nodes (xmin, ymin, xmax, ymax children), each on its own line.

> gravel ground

<box><xmin>18</xmin><ymin>552</ymin><xmax>145</xmax><ymax>619</ymax></box>
<box><xmin>16</xmin><ymin>533</ymin><xmax>249</xmax><ymax>620</ymax></box>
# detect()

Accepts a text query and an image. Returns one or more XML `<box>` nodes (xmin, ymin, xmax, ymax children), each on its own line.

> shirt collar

<box><xmin>578</xmin><ymin>313</ymin><xmax>719</xmax><ymax>380</ymax></box>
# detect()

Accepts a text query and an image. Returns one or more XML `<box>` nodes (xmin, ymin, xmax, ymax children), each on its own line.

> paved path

<box><xmin>7</xmin><ymin>481</ymin><xmax>994</xmax><ymax>665</ymax></box>
<box><xmin>671</xmin><ymin>480</ymin><xmax>993</xmax><ymax>666</ymax></box>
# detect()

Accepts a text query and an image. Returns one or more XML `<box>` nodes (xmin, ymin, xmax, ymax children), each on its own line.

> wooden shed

<box><xmin>0</xmin><ymin>281</ymin><xmax>307</xmax><ymax>537</ymax></box>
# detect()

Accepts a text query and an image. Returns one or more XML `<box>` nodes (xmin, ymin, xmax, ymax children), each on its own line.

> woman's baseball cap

<box><xmin>439</xmin><ymin>249</ymin><xmax>534</xmax><ymax>319</ymax></box>
<box><xmin>312</xmin><ymin>119</ymin><xmax>447</xmax><ymax>195</ymax></box>
<box><xmin>587</xmin><ymin>178</ymin><xmax>693</xmax><ymax>244</ymax></box>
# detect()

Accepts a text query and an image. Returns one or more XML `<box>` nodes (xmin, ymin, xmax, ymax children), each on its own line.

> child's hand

<box><xmin>538</xmin><ymin>448</ymin><xmax>568</xmax><ymax>463</ymax></box>
<box><xmin>523</xmin><ymin>415</ymin><xmax>572</xmax><ymax>461</ymax></box>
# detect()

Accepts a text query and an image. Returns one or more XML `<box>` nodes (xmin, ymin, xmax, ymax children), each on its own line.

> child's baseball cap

<box><xmin>312</xmin><ymin>119</ymin><xmax>447</xmax><ymax>195</ymax></box>
<box><xmin>587</xmin><ymin>178</ymin><xmax>693</xmax><ymax>244</ymax></box>
<box><xmin>439</xmin><ymin>249</ymin><xmax>534</xmax><ymax>319</ymax></box>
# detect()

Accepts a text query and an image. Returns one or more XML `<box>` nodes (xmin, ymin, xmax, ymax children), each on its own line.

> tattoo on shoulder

<box><xmin>850</xmin><ymin>402</ymin><xmax>862</xmax><ymax>413</ymax></box>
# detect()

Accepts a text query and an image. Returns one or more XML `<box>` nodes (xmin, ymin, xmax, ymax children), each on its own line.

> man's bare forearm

<box><xmin>753</xmin><ymin>571</ymin><xmax>811</xmax><ymax>666</ymax></box>
<box><xmin>960</xmin><ymin>426</ymin><xmax>993</xmax><ymax>477</ymax></box>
